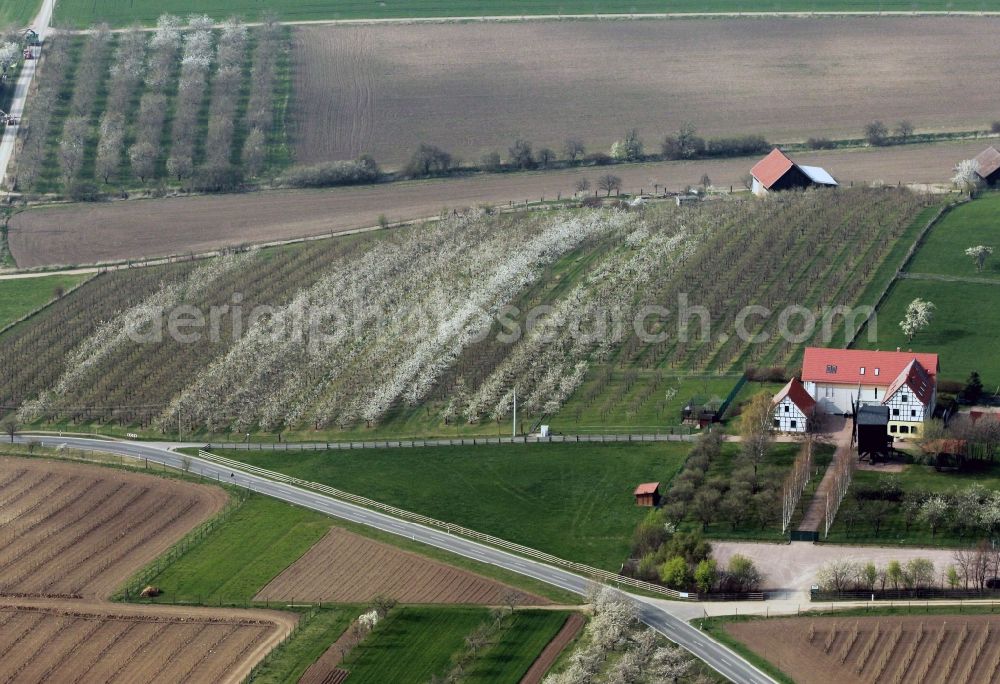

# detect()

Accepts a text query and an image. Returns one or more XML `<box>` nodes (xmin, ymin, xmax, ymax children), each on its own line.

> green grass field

<box><xmin>854</xmin><ymin>278</ymin><xmax>1000</xmax><ymax>386</ymax></box>
<box><xmin>0</xmin><ymin>274</ymin><xmax>90</xmax><ymax>329</ymax></box>
<box><xmin>216</xmin><ymin>441</ymin><xmax>689</xmax><ymax>569</ymax></box>
<box><xmin>465</xmin><ymin>611</ymin><xmax>571</xmax><ymax>682</ymax></box>
<box><xmin>906</xmin><ymin>194</ymin><xmax>1000</xmax><ymax>280</ymax></box>
<box><xmin>341</xmin><ymin>606</ymin><xmax>486</xmax><ymax>683</ymax></box>
<box><xmin>51</xmin><ymin>0</ymin><xmax>1000</xmax><ymax>27</ymax></box>
<box><xmin>249</xmin><ymin>608</ymin><xmax>355</xmax><ymax>684</ymax></box>
<box><xmin>136</xmin><ymin>494</ymin><xmax>332</xmax><ymax>604</ymax></box>
<box><xmin>0</xmin><ymin>0</ymin><xmax>38</xmax><ymax>25</ymax></box>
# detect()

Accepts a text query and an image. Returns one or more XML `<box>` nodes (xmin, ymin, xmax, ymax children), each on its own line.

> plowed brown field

<box><xmin>0</xmin><ymin>456</ymin><xmax>294</xmax><ymax>682</ymax></box>
<box><xmin>256</xmin><ymin>527</ymin><xmax>547</xmax><ymax>605</ymax></box>
<box><xmin>0</xmin><ymin>456</ymin><xmax>226</xmax><ymax>599</ymax></box>
<box><xmin>727</xmin><ymin>614</ymin><xmax>1000</xmax><ymax>684</ymax></box>
<box><xmin>292</xmin><ymin>18</ymin><xmax>1000</xmax><ymax>167</ymax></box>
<box><xmin>0</xmin><ymin>599</ymin><xmax>295</xmax><ymax>684</ymax></box>
<box><xmin>8</xmin><ymin>139</ymin><xmax>985</xmax><ymax>268</ymax></box>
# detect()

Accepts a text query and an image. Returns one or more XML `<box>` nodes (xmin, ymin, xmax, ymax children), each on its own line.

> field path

<box><xmin>7</xmin><ymin>139</ymin><xmax>986</xmax><ymax>269</ymax></box>
<box><xmin>0</xmin><ymin>0</ymin><xmax>55</xmax><ymax>192</ymax></box>
<box><xmin>798</xmin><ymin>417</ymin><xmax>853</xmax><ymax>533</ymax></box>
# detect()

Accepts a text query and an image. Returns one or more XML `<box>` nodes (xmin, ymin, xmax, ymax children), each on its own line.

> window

<box><xmin>890</xmin><ymin>425</ymin><xmax>898</xmax><ymax>433</ymax></box>
<box><xmin>901</xmin><ymin>394</ymin><xmax>908</xmax><ymax>403</ymax></box>
<box><xmin>893</xmin><ymin>408</ymin><xmax>900</xmax><ymax>416</ymax></box>
<box><xmin>773</xmin><ymin>419</ymin><xmax>780</xmax><ymax>428</ymax></box>
<box><xmin>826</xmin><ymin>364</ymin><xmax>838</xmax><ymax>374</ymax></box>
<box><xmin>860</xmin><ymin>367</ymin><xmax>865</xmax><ymax>375</ymax></box>
<box><xmin>825</xmin><ymin>386</ymin><xmax>834</xmax><ymax>398</ymax></box>
<box><xmin>784</xmin><ymin>405</ymin><xmax>790</xmax><ymax>413</ymax></box>
<box><xmin>911</xmin><ymin>425</ymin><xmax>919</xmax><ymax>435</ymax></box>
<box><xmin>899</xmin><ymin>425</ymin><xmax>909</xmax><ymax>434</ymax></box>
<box><xmin>790</xmin><ymin>420</ymin><xmax>797</xmax><ymax>429</ymax></box>
<box><xmin>874</xmin><ymin>368</ymin><xmax>880</xmax><ymax>376</ymax></box>
<box><xmin>911</xmin><ymin>409</ymin><xmax>917</xmax><ymax>417</ymax></box>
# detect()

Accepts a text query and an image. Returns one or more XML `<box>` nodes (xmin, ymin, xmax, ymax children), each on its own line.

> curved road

<box><xmin>14</xmin><ymin>434</ymin><xmax>773</xmax><ymax>683</ymax></box>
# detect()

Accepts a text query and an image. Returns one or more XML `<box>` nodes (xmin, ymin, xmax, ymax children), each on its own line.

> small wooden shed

<box><xmin>633</xmin><ymin>482</ymin><xmax>661</xmax><ymax>507</ymax></box>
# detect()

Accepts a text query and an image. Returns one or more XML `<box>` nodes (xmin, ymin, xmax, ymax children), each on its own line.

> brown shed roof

<box><xmin>975</xmin><ymin>147</ymin><xmax>1000</xmax><ymax>179</ymax></box>
<box><xmin>750</xmin><ymin>148</ymin><xmax>796</xmax><ymax>189</ymax></box>
<box><xmin>634</xmin><ymin>482</ymin><xmax>660</xmax><ymax>496</ymax></box>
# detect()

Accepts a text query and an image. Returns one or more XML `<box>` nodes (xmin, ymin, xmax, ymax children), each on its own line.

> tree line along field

<box><xmin>10</xmin><ymin>15</ymin><xmax>291</xmax><ymax>196</ymax></box>
<box><xmin>854</xmin><ymin>192</ymin><xmax>1000</xmax><ymax>385</ymax></box>
<box><xmin>47</xmin><ymin>0</ymin><xmax>1000</xmax><ymax>28</ymax></box>
<box><xmin>6</xmin><ymin>139</ymin><xmax>984</xmax><ymax>270</ymax></box>
<box><xmin>724</xmin><ymin>614</ymin><xmax>1000</xmax><ymax>684</ymax></box>
<box><xmin>0</xmin><ymin>188</ymin><xmax>930</xmax><ymax>440</ymax></box>
<box><xmin>291</xmin><ymin>18</ymin><xmax>1000</xmax><ymax>170</ymax></box>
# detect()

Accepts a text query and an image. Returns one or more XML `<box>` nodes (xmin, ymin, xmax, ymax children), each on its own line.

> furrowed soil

<box><xmin>0</xmin><ymin>455</ymin><xmax>294</xmax><ymax>683</ymax></box>
<box><xmin>291</xmin><ymin>18</ymin><xmax>1000</xmax><ymax>167</ymax></box>
<box><xmin>255</xmin><ymin>526</ymin><xmax>547</xmax><ymax>605</ymax></box>
<box><xmin>0</xmin><ymin>455</ymin><xmax>226</xmax><ymax>599</ymax></box>
<box><xmin>726</xmin><ymin>614</ymin><xmax>1000</xmax><ymax>684</ymax></box>
<box><xmin>8</xmin><ymin>138</ymin><xmax>984</xmax><ymax>268</ymax></box>
<box><xmin>520</xmin><ymin>612</ymin><xmax>587</xmax><ymax>684</ymax></box>
<box><xmin>0</xmin><ymin>598</ymin><xmax>296</xmax><ymax>684</ymax></box>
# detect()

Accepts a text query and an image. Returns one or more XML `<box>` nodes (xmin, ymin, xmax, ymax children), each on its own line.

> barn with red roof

<box><xmin>799</xmin><ymin>347</ymin><xmax>939</xmax><ymax>436</ymax></box>
<box><xmin>974</xmin><ymin>146</ymin><xmax>1000</xmax><ymax>186</ymax></box>
<box><xmin>750</xmin><ymin>148</ymin><xmax>838</xmax><ymax>196</ymax></box>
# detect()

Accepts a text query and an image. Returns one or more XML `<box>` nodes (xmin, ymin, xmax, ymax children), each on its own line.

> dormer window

<box><xmin>826</xmin><ymin>364</ymin><xmax>838</xmax><ymax>374</ymax></box>
<box><xmin>860</xmin><ymin>367</ymin><xmax>865</xmax><ymax>375</ymax></box>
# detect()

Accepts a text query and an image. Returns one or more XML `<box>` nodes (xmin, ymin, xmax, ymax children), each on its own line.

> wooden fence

<box><xmin>196</xmin><ymin>449</ymin><xmax>696</xmax><ymax>601</ymax></box>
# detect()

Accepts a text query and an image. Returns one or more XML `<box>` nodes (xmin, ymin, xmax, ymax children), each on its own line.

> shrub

<box><xmin>865</xmin><ymin>121</ymin><xmax>890</xmax><ymax>146</ymax></box>
<box><xmin>807</xmin><ymin>137</ymin><xmax>837</xmax><ymax>150</ymax></box>
<box><xmin>584</xmin><ymin>152</ymin><xmax>612</xmax><ymax>166</ymax></box>
<box><xmin>67</xmin><ymin>181</ymin><xmax>104</xmax><ymax>202</ymax></box>
<box><xmin>704</xmin><ymin>135</ymin><xmax>770</xmax><ymax>157</ymax></box>
<box><xmin>191</xmin><ymin>163</ymin><xmax>244</xmax><ymax>193</ymax></box>
<box><xmin>661</xmin><ymin>123</ymin><xmax>705</xmax><ymax>160</ymax></box>
<box><xmin>658</xmin><ymin>555</ymin><xmax>691</xmax><ymax>589</ymax></box>
<box><xmin>508</xmin><ymin>138</ymin><xmax>535</xmax><ymax>170</ymax></box>
<box><xmin>278</xmin><ymin>157</ymin><xmax>381</xmax><ymax>188</ymax></box>
<box><xmin>480</xmin><ymin>151</ymin><xmax>502</xmax><ymax>172</ymax></box>
<box><xmin>404</xmin><ymin>144</ymin><xmax>454</xmax><ymax>177</ymax></box>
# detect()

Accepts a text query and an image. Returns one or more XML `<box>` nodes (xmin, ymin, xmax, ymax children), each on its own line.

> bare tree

<box><xmin>500</xmin><ymin>588</ymin><xmax>523</xmax><ymax>614</ymax></box>
<box><xmin>536</xmin><ymin>147</ymin><xmax>556</xmax><ymax>168</ymax></box>
<box><xmin>864</xmin><ymin>120</ymin><xmax>889</xmax><ymax>146</ymax></box>
<box><xmin>597</xmin><ymin>173</ymin><xmax>622</xmax><ymax>196</ymax></box>
<box><xmin>508</xmin><ymin>139</ymin><xmax>535</xmax><ymax>170</ymax></box>
<box><xmin>58</xmin><ymin>116</ymin><xmax>90</xmax><ymax>183</ymax></box>
<box><xmin>3</xmin><ymin>418</ymin><xmax>18</xmax><ymax>443</ymax></box>
<box><xmin>563</xmin><ymin>138</ymin><xmax>585</xmax><ymax>161</ymax></box>
<box><xmin>895</xmin><ymin>120</ymin><xmax>914</xmax><ymax>142</ymax></box>
<box><xmin>740</xmin><ymin>392</ymin><xmax>774</xmax><ymax>485</ymax></box>
<box><xmin>574</xmin><ymin>177</ymin><xmax>590</xmax><ymax>195</ymax></box>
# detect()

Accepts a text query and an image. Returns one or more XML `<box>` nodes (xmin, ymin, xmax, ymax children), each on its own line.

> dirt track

<box><xmin>520</xmin><ymin>612</ymin><xmax>586</xmax><ymax>684</ymax></box>
<box><xmin>292</xmin><ymin>17</ymin><xmax>1000</xmax><ymax>166</ymax></box>
<box><xmin>8</xmin><ymin>139</ymin><xmax>987</xmax><ymax>268</ymax></box>
<box><xmin>727</xmin><ymin>614</ymin><xmax>1000</xmax><ymax>684</ymax></box>
<box><xmin>255</xmin><ymin>526</ymin><xmax>547</xmax><ymax>605</ymax></box>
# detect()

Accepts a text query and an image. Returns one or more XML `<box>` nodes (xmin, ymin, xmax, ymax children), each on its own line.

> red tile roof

<box><xmin>883</xmin><ymin>358</ymin><xmax>935</xmax><ymax>406</ymax></box>
<box><xmin>772</xmin><ymin>377</ymin><xmax>817</xmax><ymax>413</ymax></box>
<box><xmin>634</xmin><ymin>482</ymin><xmax>660</xmax><ymax>496</ymax></box>
<box><xmin>801</xmin><ymin>347</ymin><xmax>939</xmax><ymax>386</ymax></box>
<box><xmin>975</xmin><ymin>146</ymin><xmax>1000</xmax><ymax>179</ymax></box>
<box><xmin>750</xmin><ymin>148</ymin><xmax>795</xmax><ymax>189</ymax></box>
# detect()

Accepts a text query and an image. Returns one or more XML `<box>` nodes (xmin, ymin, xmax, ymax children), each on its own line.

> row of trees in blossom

<box><xmin>14</xmin><ymin>14</ymin><xmax>286</xmax><ymax>194</ymax></box>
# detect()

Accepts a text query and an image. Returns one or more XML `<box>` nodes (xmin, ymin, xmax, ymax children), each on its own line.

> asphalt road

<box><xmin>13</xmin><ymin>435</ymin><xmax>774</xmax><ymax>684</ymax></box>
<box><xmin>0</xmin><ymin>0</ymin><xmax>55</xmax><ymax>192</ymax></box>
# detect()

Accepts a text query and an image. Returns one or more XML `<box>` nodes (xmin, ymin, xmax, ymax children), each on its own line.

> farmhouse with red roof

<box><xmin>797</xmin><ymin>347</ymin><xmax>939</xmax><ymax>436</ymax></box>
<box><xmin>771</xmin><ymin>378</ymin><xmax>816</xmax><ymax>433</ymax></box>
<box><xmin>974</xmin><ymin>146</ymin><xmax>1000</xmax><ymax>186</ymax></box>
<box><xmin>750</xmin><ymin>148</ymin><xmax>838</xmax><ymax>196</ymax></box>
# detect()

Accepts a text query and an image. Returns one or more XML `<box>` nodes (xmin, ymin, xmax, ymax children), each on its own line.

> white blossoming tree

<box><xmin>900</xmin><ymin>298</ymin><xmax>935</xmax><ymax>342</ymax></box>
<box><xmin>952</xmin><ymin>159</ymin><xmax>982</xmax><ymax>198</ymax></box>
<box><xmin>966</xmin><ymin>245</ymin><xmax>994</xmax><ymax>273</ymax></box>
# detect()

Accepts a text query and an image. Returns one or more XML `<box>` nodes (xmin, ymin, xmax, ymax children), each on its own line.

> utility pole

<box><xmin>512</xmin><ymin>387</ymin><xmax>517</xmax><ymax>438</ymax></box>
